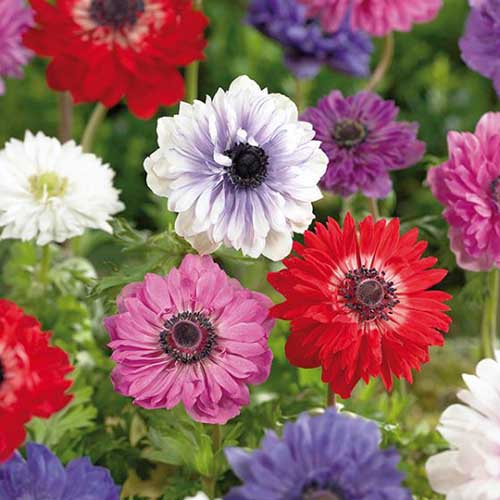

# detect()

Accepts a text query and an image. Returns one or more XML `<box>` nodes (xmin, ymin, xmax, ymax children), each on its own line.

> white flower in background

<box><xmin>0</xmin><ymin>131</ymin><xmax>124</xmax><ymax>245</ymax></box>
<box><xmin>426</xmin><ymin>351</ymin><xmax>500</xmax><ymax>499</ymax></box>
<box><xmin>184</xmin><ymin>493</ymin><xmax>218</xmax><ymax>500</ymax></box>
<box><xmin>144</xmin><ymin>75</ymin><xmax>328</xmax><ymax>261</ymax></box>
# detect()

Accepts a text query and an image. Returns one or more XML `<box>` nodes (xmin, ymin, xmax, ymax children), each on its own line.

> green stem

<box><xmin>185</xmin><ymin>0</ymin><xmax>203</xmax><ymax>104</ymax></box>
<box><xmin>481</xmin><ymin>269</ymin><xmax>499</xmax><ymax>359</ymax></box>
<box><xmin>294</xmin><ymin>78</ymin><xmax>309</xmax><ymax>113</ymax></box>
<box><xmin>81</xmin><ymin>103</ymin><xmax>108</xmax><ymax>153</ymax></box>
<box><xmin>202</xmin><ymin>424</ymin><xmax>221</xmax><ymax>500</ymax></box>
<box><xmin>58</xmin><ymin>92</ymin><xmax>73</xmax><ymax>143</ymax></box>
<box><xmin>364</xmin><ymin>34</ymin><xmax>395</xmax><ymax>93</ymax></box>
<box><xmin>39</xmin><ymin>245</ymin><xmax>52</xmax><ymax>289</ymax></box>
<box><xmin>368</xmin><ymin>197</ymin><xmax>380</xmax><ymax>220</ymax></box>
<box><xmin>326</xmin><ymin>386</ymin><xmax>336</xmax><ymax>407</ymax></box>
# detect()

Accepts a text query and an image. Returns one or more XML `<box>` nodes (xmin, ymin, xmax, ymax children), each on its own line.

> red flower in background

<box><xmin>24</xmin><ymin>0</ymin><xmax>208</xmax><ymax>119</ymax></box>
<box><xmin>268</xmin><ymin>214</ymin><xmax>451</xmax><ymax>398</ymax></box>
<box><xmin>0</xmin><ymin>299</ymin><xmax>73</xmax><ymax>462</ymax></box>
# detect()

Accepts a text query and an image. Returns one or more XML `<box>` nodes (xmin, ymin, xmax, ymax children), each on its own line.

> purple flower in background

<box><xmin>0</xmin><ymin>0</ymin><xmax>33</xmax><ymax>95</ymax></box>
<box><xmin>301</xmin><ymin>90</ymin><xmax>426</xmax><ymax>198</ymax></box>
<box><xmin>0</xmin><ymin>443</ymin><xmax>120</xmax><ymax>499</ymax></box>
<box><xmin>247</xmin><ymin>0</ymin><xmax>372</xmax><ymax>80</ymax></box>
<box><xmin>224</xmin><ymin>409</ymin><xmax>411</xmax><ymax>500</ymax></box>
<box><xmin>460</xmin><ymin>0</ymin><xmax>500</xmax><ymax>97</ymax></box>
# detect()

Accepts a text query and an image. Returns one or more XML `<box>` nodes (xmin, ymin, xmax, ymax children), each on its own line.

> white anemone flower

<box><xmin>426</xmin><ymin>351</ymin><xmax>500</xmax><ymax>499</ymax></box>
<box><xmin>144</xmin><ymin>75</ymin><xmax>328</xmax><ymax>261</ymax></box>
<box><xmin>0</xmin><ymin>131</ymin><xmax>124</xmax><ymax>245</ymax></box>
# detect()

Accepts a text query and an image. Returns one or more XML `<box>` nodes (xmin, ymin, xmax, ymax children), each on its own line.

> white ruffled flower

<box><xmin>0</xmin><ymin>131</ymin><xmax>124</xmax><ymax>245</ymax></box>
<box><xmin>426</xmin><ymin>351</ymin><xmax>500</xmax><ymax>499</ymax></box>
<box><xmin>144</xmin><ymin>75</ymin><xmax>328</xmax><ymax>261</ymax></box>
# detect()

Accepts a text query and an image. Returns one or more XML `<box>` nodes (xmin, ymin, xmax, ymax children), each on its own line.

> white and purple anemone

<box><xmin>144</xmin><ymin>75</ymin><xmax>328</xmax><ymax>261</ymax></box>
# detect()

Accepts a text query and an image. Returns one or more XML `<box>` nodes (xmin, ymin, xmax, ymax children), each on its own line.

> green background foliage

<box><xmin>0</xmin><ymin>0</ymin><xmax>491</xmax><ymax>498</ymax></box>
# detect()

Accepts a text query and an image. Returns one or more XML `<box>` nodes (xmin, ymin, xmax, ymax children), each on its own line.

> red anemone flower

<box><xmin>0</xmin><ymin>299</ymin><xmax>73</xmax><ymax>462</ymax></box>
<box><xmin>268</xmin><ymin>214</ymin><xmax>451</xmax><ymax>399</ymax></box>
<box><xmin>24</xmin><ymin>0</ymin><xmax>208</xmax><ymax>119</ymax></box>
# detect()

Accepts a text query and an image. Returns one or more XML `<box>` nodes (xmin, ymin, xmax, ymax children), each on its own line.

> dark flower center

<box><xmin>224</xmin><ymin>143</ymin><xmax>268</xmax><ymax>188</ymax></box>
<box><xmin>90</xmin><ymin>0</ymin><xmax>145</xmax><ymax>29</ymax></box>
<box><xmin>0</xmin><ymin>358</ymin><xmax>4</xmax><ymax>386</ymax></box>
<box><xmin>340</xmin><ymin>266</ymin><xmax>400</xmax><ymax>321</ymax></box>
<box><xmin>332</xmin><ymin>119</ymin><xmax>367</xmax><ymax>148</ymax></box>
<box><xmin>302</xmin><ymin>481</ymin><xmax>345</xmax><ymax>500</ymax></box>
<box><xmin>160</xmin><ymin>311</ymin><xmax>216</xmax><ymax>364</ymax></box>
<box><xmin>490</xmin><ymin>176</ymin><xmax>500</xmax><ymax>207</ymax></box>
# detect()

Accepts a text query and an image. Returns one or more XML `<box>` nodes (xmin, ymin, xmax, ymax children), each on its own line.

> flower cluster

<box><xmin>301</xmin><ymin>90</ymin><xmax>425</xmax><ymax>198</ymax></box>
<box><xmin>0</xmin><ymin>0</ymin><xmax>33</xmax><ymax>95</ymax></box>
<box><xmin>104</xmin><ymin>254</ymin><xmax>274</xmax><ymax>424</ymax></box>
<box><xmin>144</xmin><ymin>76</ymin><xmax>328</xmax><ymax>261</ymax></box>
<box><xmin>0</xmin><ymin>299</ymin><xmax>73</xmax><ymax>462</ymax></box>
<box><xmin>24</xmin><ymin>0</ymin><xmax>208</xmax><ymax>118</ymax></box>
<box><xmin>299</xmin><ymin>0</ymin><xmax>443</xmax><ymax>36</ymax></box>
<box><xmin>225</xmin><ymin>408</ymin><xmax>411</xmax><ymax>499</ymax></box>
<box><xmin>426</xmin><ymin>351</ymin><xmax>500</xmax><ymax>498</ymax></box>
<box><xmin>427</xmin><ymin>112</ymin><xmax>500</xmax><ymax>271</ymax></box>
<box><xmin>0</xmin><ymin>131</ymin><xmax>124</xmax><ymax>245</ymax></box>
<box><xmin>247</xmin><ymin>0</ymin><xmax>372</xmax><ymax>80</ymax></box>
<box><xmin>0</xmin><ymin>443</ymin><xmax>120</xmax><ymax>499</ymax></box>
<box><xmin>268</xmin><ymin>213</ymin><xmax>451</xmax><ymax>398</ymax></box>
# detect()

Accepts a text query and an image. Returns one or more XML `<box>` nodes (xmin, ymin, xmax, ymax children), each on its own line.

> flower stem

<box><xmin>202</xmin><ymin>424</ymin><xmax>221</xmax><ymax>500</ymax></box>
<box><xmin>185</xmin><ymin>0</ymin><xmax>203</xmax><ymax>104</ymax></box>
<box><xmin>368</xmin><ymin>197</ymin><xmax>380</xmax><ymax>220</ymax></box>
<box><xmin>481</xmin><ymin>268</ymin><xmax>499</xmax><ymax>359</ymax></box>
<box><xmin>364</xmin><ymin>33</ymin><xmax>395</xmax><ymax>93</ymax></box>
<box><xmin>326</xmin><ymin>386</ymin><xmax>336</xmax><ymax>407</ymax></box>
<box><xmin>294</xmin><ymin>78</ymin><xmax>309</xmax><ymax>113</ymax></box>
<box><xmin>81</xmin><ymin>103</ymin><xmax>108</xmax><ymax>153</ymax></box>
<box><xmin>58</xmin><ymin>92</ymin><xmax>73</xmax><ymax>143</ymax></box>
<box><xmin>39</xmin><ymin>245</ymin><xmax>52</xmax><ymax>289</ymax></box>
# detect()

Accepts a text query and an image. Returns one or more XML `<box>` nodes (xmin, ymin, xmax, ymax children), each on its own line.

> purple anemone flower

<box><xmin>301</xmin><ymin>90</ymin><xmax>426</xmax><ymax>198</ymax></box>
<box><xmin>144</xmin><ymin>76</ymin><xmax>328</xmax><ymax>261</ymax></box>
<box><xmin>0</xmin><ymin>443</ymin><xmax>120</xmax><ymax>499</ymax></box>
<box><xmin>246</xmin><ymin>0</ymin><xmax>372</xmax><ymax>80</ymax></box>
<box><xmin>460</xmin><ymin>0</ymin><xmax>500</xmax><ymax>97</ymax></box>
<box><xmin>0</xmin><ymin>0</ymin><xmax>33</xmax><ymax>95</ymax></box>
<box><xmin>224</xmin><ymin>409</ymin><xmax>411</xmax><ymax>500</ymax></box>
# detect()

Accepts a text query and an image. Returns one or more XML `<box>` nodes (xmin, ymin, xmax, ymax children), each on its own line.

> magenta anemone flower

<box><xmin>301</xmin><ymin>90</ymin><xmax>425</xmax><ymax>198</ymax></box>
<box><xmin>104</xmin><ymin>254</ymin><xmax>274</xmax><ymax>424</ymax></box>
<box><xmin>427</xmin><ymin>112</ymin><xmax>500</xmax><ymax>271</ymax></box>
<box><xmin>0</xmin><ymin>0</ymin><xmax>33</xmax><ymax>94</ymax></box>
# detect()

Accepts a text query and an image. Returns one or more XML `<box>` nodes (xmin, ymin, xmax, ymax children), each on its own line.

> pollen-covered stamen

<box><xmin>301</xmin><ymin>480</ymin><xmax>345</xmax><ymax>500</ymax></box>
<box><xmin>332</xmin><ymin>119</ymin><xmax>367</xmax><ymax>148</ymax></box>
<box><xmin>160</xmin><ymin>311</ymin><xmax>216</xmax><ymax>364</ymax></box>
<box><xmin>224</xmin><ymin>143</ymin><xmax>269</xmax><ymax>188</ymax></box>
<box><xmin>340</xmin><ymin>266</ymin><xmax>399</xmax><ymax>321</ymax></box>
<box><xmin>90</xmin><ymin>0</ymin><xmax>145</xmax><ymax>29</ymax></box>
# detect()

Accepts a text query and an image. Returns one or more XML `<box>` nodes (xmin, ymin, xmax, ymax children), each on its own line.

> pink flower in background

<box><xmin>427</xmin><ymin>112</ymin><xmax>500</xmax><ymax>272</ymax></box>
<box><xmin>299</xmin><ymin>0</ymin><xmax>443</xmax><ymax>37</ymax></box>
<box><xmin>104</xmin><ymin>255</ymin><xmax>274</xmax><ymax>424</ymax></box>
<box><xmin>0</xmin><ymin>0</ymin><xmax>33</xmax><ymax>95</ymax></box>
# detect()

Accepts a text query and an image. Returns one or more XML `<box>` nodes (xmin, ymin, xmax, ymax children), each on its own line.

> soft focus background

<box><xmin>0</xmin><ymin>0</ymin><xmax>491</xmax><ymax>498</ymax></box>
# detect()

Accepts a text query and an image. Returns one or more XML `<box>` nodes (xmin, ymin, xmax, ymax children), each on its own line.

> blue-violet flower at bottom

<box><xmin>0</xmin><ymin>442</ymin><xmax>120</xmax><ymax>500</ymax></box>
<box><xmin>247</xmin><ymin>0</ymin><xmax>372</xmax><ymax>80</ymax></box>
<box><xmin>224</xmin><ymin>409</ymin><xmax>411</xmax><ymax>500</ymax></box>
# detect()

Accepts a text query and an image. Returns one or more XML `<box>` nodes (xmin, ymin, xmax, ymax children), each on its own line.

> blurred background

<box><xmin>0</xmin><ymin>0</ymin><xmax>493</xmax><ymax>497</ymax></box>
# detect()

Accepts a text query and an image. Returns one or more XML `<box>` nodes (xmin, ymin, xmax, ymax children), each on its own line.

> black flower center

<box><xmin>90</xmin><ymin>0</ymin><xmax>145</xmax><ymax>29</ymax></box>
<box><xmin>160</xmin><ymin>311</ymin><xmax>216</xmax><ymax>364</ymax></box>
<box><xmin>224</xmin><ymin>143</ymin><xmax>268</xmax><ymax>188</ymax></box>
<box><xmin>302</xmin><ymin>481</ymin><xmax>345</xmax><ymax>500</ymax></box>
<box><xmin>332</xmin><ymin>119</ymin><xmax>367</xmax><ymax>148</ymax></box>
<box><xmin>490</xmin><ymin>176</ymin><xmax>500</xmax><ymax>207</ymax></box>
<box><xmin>340</xmin><ymin>266</ymin><xmax>400</xmax><ymax>321</ymax></box>
<box><xmin>0</xmin><ymin>358</ymin><xmax>4</xmax><ymax>386</ymax></box>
